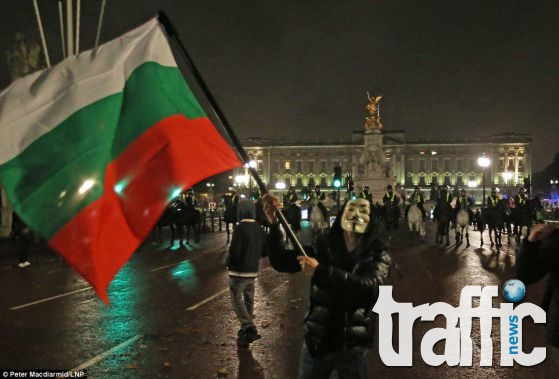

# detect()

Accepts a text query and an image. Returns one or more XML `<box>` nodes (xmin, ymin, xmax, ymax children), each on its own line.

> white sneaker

<box><xmin>18</xmin><ymin>261</ymin><xmax>31</xmax><ymax>268</ymax></box>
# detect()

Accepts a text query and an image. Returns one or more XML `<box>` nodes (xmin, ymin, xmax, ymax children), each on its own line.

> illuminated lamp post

<box><xmin>477</xmin><ymin>154</ymin><xmax>491</xmax><ymax>207</ymax></box>
<box><xmin>206</xmin><ymin>182</ymin><xmax>215</xmax><ymax>204</ymax></box>
<box><xmin>247</xmin><ymin>159</ymin><xmax>257</xmax><ymax>198</ymax></box>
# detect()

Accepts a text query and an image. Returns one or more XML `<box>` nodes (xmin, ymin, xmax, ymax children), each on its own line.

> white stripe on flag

<box><xmin>0</xmin><ymin>17</ymin><xmax>176</xmax><ymax>165</ymax></box>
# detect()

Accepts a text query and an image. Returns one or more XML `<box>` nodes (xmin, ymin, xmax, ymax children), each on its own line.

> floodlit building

<box><xmin>233</xmin><ymin>131</ymin><xmax>532</xmax><ymax>205</ymax></box>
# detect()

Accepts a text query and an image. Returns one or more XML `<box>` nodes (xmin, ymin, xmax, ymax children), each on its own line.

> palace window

<box><xmin>498</xmin><ymin>158</ymin><xmax>505</xmax><ymax>170</ymax></box>
<box><xmin>432</xmin><ymin>158</ymin><xmax>438</xmax><ymax>172</ymax></box>
<box><xmin>406</xmin><ymin>173</ymin><xmax>413</xmax><ymax>186</ymax></box>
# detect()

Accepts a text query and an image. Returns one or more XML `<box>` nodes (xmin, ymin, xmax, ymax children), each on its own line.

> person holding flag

<box><xmin>262</xmin><ymin>194</ymin><xmax>392</xmax><ymax>378</ymax></box>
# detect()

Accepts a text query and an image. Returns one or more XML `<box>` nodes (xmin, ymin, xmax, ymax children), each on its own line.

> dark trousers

<box><xmin>297</xmin><ymin>342</ymin><xmax>369</xmax><ymax>379</ymax></box>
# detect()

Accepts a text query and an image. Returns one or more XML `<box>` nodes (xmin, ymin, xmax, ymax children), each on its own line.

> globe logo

<box><xmin>502</xmin><ymin>279</ymin><xmax>526</xmax><ymax>303</ymax></box>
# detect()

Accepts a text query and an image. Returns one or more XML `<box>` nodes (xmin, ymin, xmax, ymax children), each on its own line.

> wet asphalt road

<box><xmin>1</xmin><ymin>219</ymin><xmax>558</xmax><ymax>378</ymax></box>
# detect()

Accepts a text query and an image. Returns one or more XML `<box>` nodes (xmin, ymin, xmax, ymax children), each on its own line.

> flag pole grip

<box><xmin>158</xmin><ymin>11</ymin><xmax>307</xmax><ymax>257</ymax></box>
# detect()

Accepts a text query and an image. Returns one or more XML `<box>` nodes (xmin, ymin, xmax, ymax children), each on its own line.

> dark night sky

<box><xmin>1</xmin><ymin>0</ymin><xmax>558</xmax><ymax>172</ymax></box>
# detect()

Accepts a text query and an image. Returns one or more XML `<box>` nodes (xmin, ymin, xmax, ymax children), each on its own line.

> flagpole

<box><xmin>158</xmin><ymin>11</ymin><xmax>307</xmax><ymax>257</ymax></box>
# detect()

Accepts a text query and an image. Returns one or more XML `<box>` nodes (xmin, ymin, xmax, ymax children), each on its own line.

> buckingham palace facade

<box><xmin>234</xmin><ymin>131</ymin><xmax>532</xmax><ymax>204</ymax></box>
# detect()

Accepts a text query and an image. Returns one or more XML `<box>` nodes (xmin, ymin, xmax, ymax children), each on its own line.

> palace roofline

<box><xmin>241</xmin><ymin>131</ymin><xmax>531</xmax><ymax>147</ymax></box>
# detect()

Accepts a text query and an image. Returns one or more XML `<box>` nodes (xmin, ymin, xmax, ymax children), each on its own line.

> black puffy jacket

<box><xmin>267</xmin><ymin>213</ymin><xmax>392</xmax><ymax>357</ymax></box>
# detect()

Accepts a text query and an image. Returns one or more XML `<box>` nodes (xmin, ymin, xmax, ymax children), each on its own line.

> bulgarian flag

<box><xmin>0</xmin><ymin>17</ymin><xmax>241</xmax><ymax>303</ymax></box>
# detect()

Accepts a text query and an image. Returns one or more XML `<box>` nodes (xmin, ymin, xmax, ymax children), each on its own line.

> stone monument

<box><xmin>353</xmin><ymin>92</ymin><xmax>396</xmax><ymax>203</ymax></box>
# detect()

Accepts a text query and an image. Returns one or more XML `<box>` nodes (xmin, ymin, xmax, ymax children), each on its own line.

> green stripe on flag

<box><xmin>0</xmin><ymin>61</ymin><xmax>208</xmax><ymax>239</ymax></box>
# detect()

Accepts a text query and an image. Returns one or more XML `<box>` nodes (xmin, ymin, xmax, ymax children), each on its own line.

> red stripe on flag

<box><xmin>49</xmin><ymin>115</ymin><xmax>240</xmax><ymax>303</ymax></box>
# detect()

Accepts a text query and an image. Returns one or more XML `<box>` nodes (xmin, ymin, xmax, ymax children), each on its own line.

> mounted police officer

<box><xmin>300</xmin><ymin>186</ymin><xmax>311</xmax><ymax>202</ymax></box>
<box><xmin>312</xmin><ymin>185</ymin><xmax>328</xmax><ymax>222</ymax></box>
<box><xmin>382</xmin><ymin>185</ymin><xmax>400</xmax><ymax>206</ymax></box>
<box><xmin>434</xmin><ymin>184</ymin><xmax>452</xmax><ymax>221</ymax></box>
<box><xmin>283</xmin><ymin>186</ymin><xmax>301</xmax><ymax>237</ymax></box>
<box><xmin>407</xmin><ymin>185</ymin><xmax>426</xmax><ymax>220</ymax></box>
<box><xmin>382</xmin><ymin>185</ymin><xmax>400</xmax><ymax>231</ymax></box>
<box><xmin>454</xmin><ymin>188</ymin><xmax>474</xmax><ymax>222</ymax></box>
<box><xmin>359</xmin><ymin>185</ymin><xmax>373</xmax><ymax>204</ymax></box>
<box><xmin>513</xmin><ymin>186</ymin><xmax>531</xmax><ymax>237</ymax></box>
<box><xmin>183</xmin><ymin>189</ymin><xmax>197</xmax><ymax>207</ymax></box>
<box><xmin>514</xmin><ymin>187</ymin><xmax>529</xmax><ymax>211</ymax></box>
<box><xmin>487</xmin><ymin>187</ymin><xmax>500</xmax><ymax>209</ymax></box>
<box><xmin>436</xmin><ymin>185</ymin><xmax>452</xmax><ymax>206</ymax></box>
<box><xmin>223</xmin><ymin>190</ymin><xmax>240</xmax><ymax>243</ymax></box>
<box><xmin>285</xmin><ymin>186</ymin><xmax>299</xmax><ymax>205</ymax></box>
<box><xmin>313</xmin><ymin>185</ymin><xmax>326</xmax><ymax>203</ymax></box>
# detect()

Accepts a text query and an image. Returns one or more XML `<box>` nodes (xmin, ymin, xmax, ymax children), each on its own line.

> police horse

<box><xmin>473</xmin><ymin>210</ymin><xmax>486</xmax><ymax>246</ymax></box>
<box><xmin>511</xmin><ymin>201</ymin><xmax>534</xmax><ymax>243</ymax></box>
<box><xmin>309</xmin><ymin>199</ymin><xmax>329</xmax><ymax>236</ymax></box>
<box><xmin>483</xmin><ymin>200</ymin><xmax>509</xmax><ymax>248</ymax></box>
<box><xmin>283</xmin><ymin>201</ymin><xmax>302</xmax><ymax>243</ymax></box>
<box><xmin>155</xmin><ymin>203</ymin><xmax>177</xmax><ymax>244</ymax></box>
<box><xmin>455</xmin><ymin>209</ymin><xmax>470</xmax><ymax>247</ymax></box>
<box><xmin>223</xmin><ymin>198</ymin><xmax>238</xmax><ymax>244</ymax></box>
<box><xmin>174</xmin><ymin>201</ymin><xmax>201</xmax><ymax>245</ymax></box>
<box><xmin>381</xmin><ymin>202</ymin><xmax>400</xmax><ymax>239</ymax></box>
<box><xmin>434</xmin><ymin>202</ymin><xmax>453</xmax><ymax>246</ymax></box>
<box><xmin>154</xmin><ymin>199</ymin><xmax>200</xmax><ymax>246</ymax></box>
<box><xmin>407</xmin><ymin>202</ymin><xmax>425</xmax><ymax>242</ymax></box>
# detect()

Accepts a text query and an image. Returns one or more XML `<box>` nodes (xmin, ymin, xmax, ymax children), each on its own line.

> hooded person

<box><xmin>227</xmin><ymin>200</ymin><xmax>268</xmax><ymax>347</ymax></box>
<box><xmin>262</xmin><ymin>194</ymin><xmax>392</xmax><ymax>378</ymax></box>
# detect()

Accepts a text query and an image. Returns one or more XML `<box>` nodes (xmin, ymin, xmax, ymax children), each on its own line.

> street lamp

<box><xmin>234</xmin><ymin>174</ymin><xmax>247</xmax><ymax>188</ymax></box>
<box><xmin>477</xmin><ymin>154</ymin><xmax>491</xmax><ymax>207</ymax></box>
<box><xmin>247</xmin><ymin>159</ymin><xmax>257</xmax><ymax>196</ymax></box>
<box><xmin>206</xmin><ymin>182</ymin><xmax>215</xmax><ymax>204</ymax></box>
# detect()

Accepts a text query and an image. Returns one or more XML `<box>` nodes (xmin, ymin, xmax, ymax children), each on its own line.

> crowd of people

<box><xmin>6</xmin><ymin>175</ymin><xmax>556</xmax><ymax>377</ymax></box>
<box><xmin>223</xmin><ymin>180</ymin><xmax>558</xmax><ymax>377</ymax></box>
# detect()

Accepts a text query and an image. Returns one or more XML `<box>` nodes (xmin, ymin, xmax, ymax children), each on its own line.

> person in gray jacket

<box><xmin>262</xmin><ymin>194</ymin><xmax>392</xmax><ymax>378</ymax></box>
<box><xmin>227</xmin><ymin>200</ymin><xmax>268</xmax><ymax>347</ymax></box>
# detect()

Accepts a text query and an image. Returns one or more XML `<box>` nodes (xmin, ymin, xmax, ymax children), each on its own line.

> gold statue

<box><xmin>364</xmin><ymin>91</ymin><xmax>383</xmax><ymax>133</ymax></box>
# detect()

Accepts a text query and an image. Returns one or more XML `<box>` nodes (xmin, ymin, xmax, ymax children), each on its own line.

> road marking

<box><xmin>149</xmin><ymin>259</ymin><xmax>191</xmax><ymax>272</ymax></box>
<box><xmin>69</xmin><ymin>334</ymin><xmax>142</xmax><ymax>372</ymax></box>
<box><xmin>186</xmin><ymin>267</ymin><xmax>275</xmax><ymax>311</ymax></box>
<box><xmin>187</xmin><ymin>288</ymin><xmax>229</xmax><ymax>311</ymax></box>
<box><xmin>9</xmin><ymin>287</ymin><xmax>92</xmax><ymax>310</ymax></box>
<box><xmin>149</xmin><ymin>246</ymin><xmax>227</xmax><ymax>272</ymax></box>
